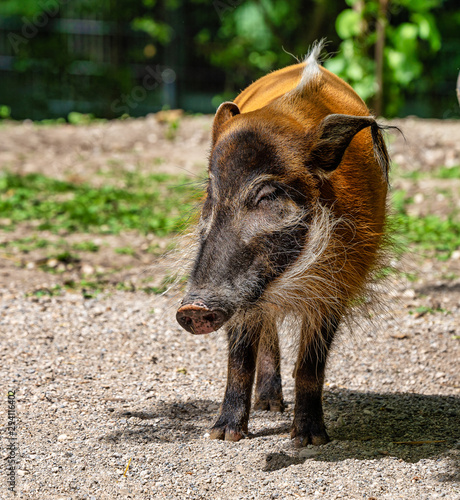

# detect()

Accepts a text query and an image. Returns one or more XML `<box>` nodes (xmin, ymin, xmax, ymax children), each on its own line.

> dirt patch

<box><xmin>0</xmin><ymin>114</ymin><xmax>210</xmax><ymax>183</ymax></box>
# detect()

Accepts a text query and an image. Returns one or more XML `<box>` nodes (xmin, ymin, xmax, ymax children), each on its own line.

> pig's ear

<box><xmin>212</xmin><ymin>102</ymin><xmax>240</xmax><ymax>146</ymax></box>
<box><xmin>307</xmin><ymin>114</ymin><xmax>375</xmax><ymax>174</ymax></box>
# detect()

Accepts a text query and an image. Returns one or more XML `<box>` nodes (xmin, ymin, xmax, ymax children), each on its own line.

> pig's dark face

<box><xmin>176</xmin><ymin>115</ymin><xmax>319</xmax><ymax>335</ymax></box>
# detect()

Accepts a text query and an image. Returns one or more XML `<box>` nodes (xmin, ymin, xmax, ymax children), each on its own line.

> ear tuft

<box><xmin>212</xmin><ymin>102</ymin><xmax>240</xmax><ymax>146</ymax></box>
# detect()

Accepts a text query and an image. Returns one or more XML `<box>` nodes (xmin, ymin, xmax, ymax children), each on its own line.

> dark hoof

<box><xmin>209</xmin><ymin>415</ymin><xmax>248</xmax><ymax>442</ymax></box>
<box><xmin>253</xmin><ymin>397</ymin><xmax>285</xmax><ymax>413</ymax></box>
<box><xmin>209</xmin><ymin>424</ymin><xmax>247</xmax><ymax>442</ymax></box>
<box><xmin>290</xmin><ymin>422</ymin><xmax>329</xmax><ymax>447</ymax></box>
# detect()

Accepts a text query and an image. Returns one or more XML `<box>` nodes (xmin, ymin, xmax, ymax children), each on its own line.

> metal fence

<box><xmin>0</xmin><ymin>2</ymin><xmax>190</xmax><ymax>120</ymax></box>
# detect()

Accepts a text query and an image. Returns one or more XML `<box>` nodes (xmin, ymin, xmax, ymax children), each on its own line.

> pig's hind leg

<box><xmin>253</xmin><ymin>329</ymin><xmax>285</xmax><ymax>412</ymax></box>
<box><xmin>209</xmin><ymin>324</ymin><xmax>261</xmax><ymax>442</ymax></box>
<box><xmin>290</xmin><ymin>315</ymin><xmax>339</xmax><ymax>447</ymax></box>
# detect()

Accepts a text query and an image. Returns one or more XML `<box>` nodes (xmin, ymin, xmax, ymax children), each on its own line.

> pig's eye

<box><xmin>254</xmin><ymin>185</ymin><xmax>277</xmax><ymax>206</ymax></box>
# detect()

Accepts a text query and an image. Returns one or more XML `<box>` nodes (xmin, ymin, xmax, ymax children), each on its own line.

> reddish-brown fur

<box><xmin>176</xmin><ymin>45</ymin><xmax>392</xmax><ymax>446</ymax></box>
<box><xmin>211</xmin><ymin>61</ymin><xmax>388</xmax><ymax>329</ymax></box>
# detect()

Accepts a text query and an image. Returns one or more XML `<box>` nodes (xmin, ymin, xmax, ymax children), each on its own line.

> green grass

<box><xmin>165</xmin><ymin>119</ymin><xmax>180</xmax><ymax>140</ymax></box>
<box><xmin>0</xmin><ymin>171</ymin><xmax>200</xmax><ymax>235</ymax></box>
<box><xmin>72</xmin><ymin>241</ymin><xmax>100</xmax><ymax>252</ymax></box>
<box><xmin>115</xmin><ymin>246</ymin><xmax>136</xmax><ymax>256</ymax></box>
<box><xmin>409</xmin><ymin>305</ymin><xmax>449</xmax><ymax>315</ymax></box>
<box><xmin>436</xmin><ymin>165</ymin><xmax>460</xmax><ymax>179</ymax></box>
<box><xmin>1</xmin><ymin>164</ymin><xmax>458</xmax><ymax>296</ymax></box>
<box><xmin>22</xmin><ymin>111</ymin><xmax>103</xmax><ymax>127</ymax></box>
<box><xmin>375</xmin><ymin>267</ymin><xmax>418</xmax><ymax>282</ymax></box>
<box><xmin>401</xmin><ymin>165</ymin><xmax>460</xmax><ymax>180</ymax></box>
<box><xmin>25</xmin><ymin>278</ymin><xmax>173</xmax><ymax>299</ymax></box>
<box><xmin>391</xmin><ymin>189</ymin><xmax>460</xmax><ymax>260</ymax></box>
<box><xmin>64</xmin><ymin>279</ymin><xmax>106</xmax><ymax>298</ymax></box>
<box><xmin>27</xmin><ymin>285</ymin><xmax>63</xmax><ymax>297</ymax></box>
<box><xmin>0</xmin><ymin>237</ymin><xmax>102</xmax><ymax>258</ymax></box>
<box><xmin>48</xmin><ymin>251</ymin><xmax>79</xmax><ymax>263</ymax></box>
<box><xmin>0</xmin><ymin>236</ymin><xmax>54</xmax><ymax>252</ymax></box>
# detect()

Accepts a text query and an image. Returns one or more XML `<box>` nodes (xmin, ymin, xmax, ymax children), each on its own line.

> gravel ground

<box><xmin>1</xmin><ymin>116</ymin><xmax>459</xmax><ymax>499</ymax></box>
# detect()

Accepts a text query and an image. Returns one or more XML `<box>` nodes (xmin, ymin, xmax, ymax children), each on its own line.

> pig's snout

<box><xmin>176</xmin><ymin>302</ymin><xmax>229</xmax><ymax>335</ymax></box>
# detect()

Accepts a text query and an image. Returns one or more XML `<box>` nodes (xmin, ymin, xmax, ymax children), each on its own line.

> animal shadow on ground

<box><xmin>103</xmin><ymin>390</ymin><xmax>459</xmax><ymax>480</ymax></box>
<box><xmin>103</xmin><ymin>398</ymin><xmax>218</xmax><ymax>444</ymax></box>
<box><xmin>416</xmin><ymin>282</ymin><xmax>460</xmax><ymax>295</ymax></box>
<box><xmin>263</xmin><ymin>389</ymin><xmax>459</xmax><ymax>477</ymax></box>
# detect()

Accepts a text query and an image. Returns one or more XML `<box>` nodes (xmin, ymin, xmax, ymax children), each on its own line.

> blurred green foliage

<box><xmin>0</xmin><ymin>0</ymin><xmax>43</xmax><ymax>17</ymax></box>
<box><xmin>131</xmin><ymin>0</ymin><xmax>177</xmax><ymax>44</ymax></box>
<box><xmin>195</xmin><ymin>0</ymin><xmax>343</xmax><ymax>105</ymax></box>
<box><xmin>325</xmin><ymin>0</ymin><xmax>442</xmax><ymax>115</ymax></box>
<box><xmin>0</xmin><ymin>0</ymin><xmax>458</xmax><ymax>119</ymax></box>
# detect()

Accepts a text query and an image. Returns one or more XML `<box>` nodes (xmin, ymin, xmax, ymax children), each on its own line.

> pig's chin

<box><xmin>189</xmin><ymin>321</ymin><xmax>221</xmax><ymax>335</ymax></box>
<box><xmin>179</xmin><ymin>317</ymin><xmax>224</xmax><ymax>336</ymax></box>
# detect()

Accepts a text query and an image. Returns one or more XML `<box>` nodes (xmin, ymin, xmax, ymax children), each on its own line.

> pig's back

<box><xmin>234</xmin><ymin>63</ymin><xmax>370</xmax><ymax>118</ymax></box>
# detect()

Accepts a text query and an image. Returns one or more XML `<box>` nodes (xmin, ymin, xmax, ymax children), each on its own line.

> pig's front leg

<box><xmin>254</xmin><ymin>329</ymin><xmax>285</xmax><ymax>412</ymax></box>
<box><xmin>291</xmin><ymin>316</ymin><xmax>339</xmax><ymax>447</ymax></box>
<box><xmin>209</xmin><ymin>325</ymin><xmax>260</xmax><ymax>441</ymax></box>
